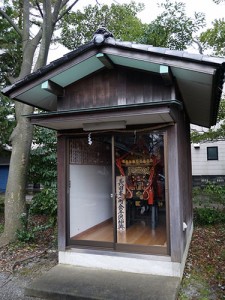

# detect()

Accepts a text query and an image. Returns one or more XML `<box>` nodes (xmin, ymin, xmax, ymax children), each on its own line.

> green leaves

<box><xmin>29</xmin><ymin>187</ymin><xmax>57</xmax><ymax>224</ymax></box>
<box><xmin>0</xmin><ymin>94</ymin><xmax>15</xmax><ymax>147</ymax></box>
<box><xmin>191</xmin><ymin>97</ymin><xmax>225</xmax><ymax>143</ymax></box>
<box><xmin>28</xmin><ymin>127</ymin><xmax>57</xmax><ymax>187</ymax></box>
<box><xmin>200</xmin><ymin>19</ymin><xmax>225</xmax><ymax>56</ymax></box>
<box><xmin>60</xmin><ymin>2</ymin><xmax>146</xmax><ymax>50</ymax></box>
<box><xmin>193</xmin><ymin>183</ymin><xmax>225</xmax><ymax>225</ymax></box>
<box><xmin>60</xmin><ymin>0</ymin><xmax>207</xmax><ymax>54</ymax></box>
<box><xmin>0</xmin><ymin>2</ymin><xmax>23</xmax><ymax>86</ymax></box>
<box><xmin>28</xmin><ymin>126</ymin><xmax>58</xmax><ymax>224</ymax></box>
<box><xmin>141</xmin><ymin>0</ymin><xmax>205</xmax><ymax>50</ymax></box>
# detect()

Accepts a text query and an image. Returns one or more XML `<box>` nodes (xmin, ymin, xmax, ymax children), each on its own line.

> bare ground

<box><xmin>178</xmin><ymin>223</ymin><xmax>225</xmax><ymax>299</ymax></box>
<box><xmin>0</xmin><ymin>214</ymin><xmax>58</xmax><ymax>300</ymax></box>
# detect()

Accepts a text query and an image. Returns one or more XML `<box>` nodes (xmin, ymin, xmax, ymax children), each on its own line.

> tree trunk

<box><xmin>0</xmin><ymin>103</ymin><xmax>33</xmax><ymax>246</ymax></box>
<box><xmin>0</xmin><ymin>25</ymin><xmax>40</xmax><ymax>246</ymax></box>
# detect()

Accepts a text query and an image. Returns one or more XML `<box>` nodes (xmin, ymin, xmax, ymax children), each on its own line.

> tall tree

<box><xmin>140</xmin><ymin>0</ymin><xmax>205</xmax><ymax>50</ymax></box>
<box><xmin>200</xmin><ymin>19</ymin><xmax>225</xmax><ymax>56</ymax></box>
<box><xmin>0</xmin><ymin>0</ymin><xmax>81</xmax><ymax>246</ymax></box>
<box><xmin>0</xmin><ymin>5</ymin><xmax>20</xmax><ymax>148</ymax></box>
<box><xmin>61</xmin><ymin>0</ymin><xmax>206</xmax><ymax>52</ymax></box>
<box><xmin>61</xmin><ymin>1</ymin><xmax>145</xmax><ymax>50</ymax></box>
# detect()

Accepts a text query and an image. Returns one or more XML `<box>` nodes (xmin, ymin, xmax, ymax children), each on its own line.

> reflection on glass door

<box><xmin>69</xmin><ymin>136</ymin><xmax>113</xmax><ymax>245</ymax></box>
<box><xmin>68</xmin><ymin>131</ymin><xmax>167</xmax><ymax>253</ymax></box>
<box><xmin>115</xmin><ymin>132</ymin><xmax>167</xmax><ymax>249</ymax></box>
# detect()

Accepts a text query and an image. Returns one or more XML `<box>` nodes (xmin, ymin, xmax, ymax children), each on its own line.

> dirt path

<box><xmin>0</xmin><ymin>250</ymin><xmax>57</xmax><ymax>300</ymax></box>
<box><xmin>0</xmin><ymin>271</ymin><xmax>44</xmax><ymax>300</ymax></box>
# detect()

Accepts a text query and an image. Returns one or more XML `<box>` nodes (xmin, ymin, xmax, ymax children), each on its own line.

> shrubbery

<box><xmin>193</xmin><ymin>183</ymin><xmax>225</xmax><ymax>225</ymax></box>
<box><xmin>28</xmin><ymin>127</ymin><xmax>57</xmax><ymax>224</ymax></box>
<box><xmin>16</xmin><ymin>127</ymin><xmax>57</xmax><ymax>243</ymax></box>
<box><xmin>16</xmin><ymin>212</ymin><xmax>52</xmax><ymax>242</ymax></box>
<box><xmin>29</xmin><ymin>185</ymin><xmax>57</xmax><ymax>225</ymax></box>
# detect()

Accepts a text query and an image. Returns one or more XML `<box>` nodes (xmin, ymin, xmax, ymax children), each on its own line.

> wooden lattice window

<box><xmin>69</xmin><ymin>138</ymin><xmax>111</xmax><ymax>165</ymax></box>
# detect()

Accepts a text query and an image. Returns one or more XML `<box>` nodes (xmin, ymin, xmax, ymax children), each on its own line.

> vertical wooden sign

<box><xmin>116</xmin><ymin>176</ymin><xmax>126</xmax><ymax>231</ymax></box>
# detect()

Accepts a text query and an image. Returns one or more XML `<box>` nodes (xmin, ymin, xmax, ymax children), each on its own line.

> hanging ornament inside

<box><xmin>88</xmin><ymin>133</ymin><xmax>92</xmax><ymax>145</ymax></box>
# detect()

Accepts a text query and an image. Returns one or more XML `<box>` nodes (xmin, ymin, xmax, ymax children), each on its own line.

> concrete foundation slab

<box><xmin>25</xmin><ymin>264</ymin><xmax>180</xmax><ymax>300</ymax></box>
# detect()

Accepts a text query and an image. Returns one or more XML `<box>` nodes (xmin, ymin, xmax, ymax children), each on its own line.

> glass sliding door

<box><xmin>69</xmin><ymin>136</ymin><xmax>114</xmax><ymax>246</ymax></box>
<box><xmin>114</xmin><ymin>132</ymin><xmax>167</xmax><ymax>252</ymax></box>
<box><xmin>68</xmin><ymin>130</ymin><xmax>168</xmax><ymax>254</ymax></box>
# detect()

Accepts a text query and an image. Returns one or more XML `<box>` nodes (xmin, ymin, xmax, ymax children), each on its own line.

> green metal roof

<box><xmin>2</xmin><ymin>33</ymin><xmax>225</xmax><ymax>128</ymax></box>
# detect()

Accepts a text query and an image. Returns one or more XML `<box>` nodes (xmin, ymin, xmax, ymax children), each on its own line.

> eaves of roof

<box><xmin>3</xmin><ymin>37</ymin><xmax>225</xmax><ymax>97</ymax></box>
<box><xmin>27</xmin><ymin>100</ymin><xmax>180</xmax><ymax>131</ymax></box>
<box><xmin>2</xmin><ymin>33</ymin><xmax>225</xmax><ymax>128</ymax></box>
<box><xmin>2</xmin><ymin>41</ymin><xmax>95</xmax><ymax>94</ymax></box>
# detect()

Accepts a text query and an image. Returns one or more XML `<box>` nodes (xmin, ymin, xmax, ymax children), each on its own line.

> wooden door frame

<box><xmin>64</xmin><ymin>130</ymin><xmax>170</xmax><ymax>256</ymax></box>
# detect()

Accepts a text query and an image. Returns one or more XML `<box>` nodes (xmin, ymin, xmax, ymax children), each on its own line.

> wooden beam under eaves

<box><xmin>96</xmin><ymin>53</ymin><xmax>114</xmax><ymax>69</ymax></box>
<box><xmin>160</xmin><ymin>65</ymin><xmax>173</xmax><ymax>86</ymax></box>
<box><xmin>41</xmin><ymin>80</ymin><xmax>64</xmax><ymax>96</ymax></box>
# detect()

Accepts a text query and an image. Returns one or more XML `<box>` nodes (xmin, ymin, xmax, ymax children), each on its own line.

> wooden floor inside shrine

<box><xmin>71</xmin><ymin>213</ymin><xmax>167</xmax><ymax>247</ymax></box>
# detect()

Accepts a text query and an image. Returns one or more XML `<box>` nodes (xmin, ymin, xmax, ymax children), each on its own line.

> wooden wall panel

<box><xmin>167</xmin><ymin>122</ymin><xmax>183</xmax><ymax>262</ymax></box>
<box><xmin>176</xmin><ymin>109</ymin><xmax>193</xmax><ymax>245</ymax></box>
<box><xmin>167</xmin><ymin>106</ymin><xmax>192</xmax><ymax>263</ymax></box>
<box><xmin>182</xmin><ymin>121</ymin><xmax>193</xmax><ymax>232</ymax></box>
<box><xmin>57</xmin><ymin>135</ymin><xmax>67</xmax><ymax>251</ymax></box>
<box><xmin>59</xmin><ymin>67</ymin><xmax>172</xmax><ymax>111</ymax></box>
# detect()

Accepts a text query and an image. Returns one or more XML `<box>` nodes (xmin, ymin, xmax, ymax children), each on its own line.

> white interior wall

<box><xmin>69</xmin><ymin>165</ymin><xmax>112</xmax><ymax>237</ymax></box>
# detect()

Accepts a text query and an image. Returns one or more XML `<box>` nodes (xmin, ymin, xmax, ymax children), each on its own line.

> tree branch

<box><xmin>60</xmin><ymin>0</ymin><xmax>70</xmax><ymax>9</ymax></box>
<box><xmin>56</xmin><ymin>0</ymin><xmax>80</xmax><ymax>24</ymax></box>
<box><xmin>193</xmin><ymin>39</ymin><xmax>203</xmax><ymax>55</ymax></box>
<box><xmin>52</xmin><ymin>0</ymin><xmax>66</xmax><ymax>24</ymax></box>
<box><xmin>33</xmin><ymin>0</ymin><xmax>52</xmax><ymax>70</ymax></box>
<box><xmin>35</xmin><ymin>0</ymin><xmax>44</xmax><ymax>18</ymax></box>
<box><xmin>23</xmin><ymin>0</ymin><xmax>30</xmax><ymax>47</ymax></box>
<box><xmin>0</xmin><ymin>9</ymin><xmax>22</xmax><ymax>37</ymax></box>
<box><xmin>32</xmin><ymin>28</ymin><xmax>43</xmax><ymax>50</ymax></box>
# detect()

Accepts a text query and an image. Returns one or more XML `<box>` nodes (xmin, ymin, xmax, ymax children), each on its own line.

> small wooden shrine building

<box><xmin>3</xmin><ymin>28</ymin><xmax>225</xmax><ymax>278</ymax></box>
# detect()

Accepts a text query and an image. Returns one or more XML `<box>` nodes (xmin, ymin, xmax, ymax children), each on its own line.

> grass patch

<box><xmin>179</xmin><ymin>273</ymin><xmax>212</xmax><ymax>300</ymax></box>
